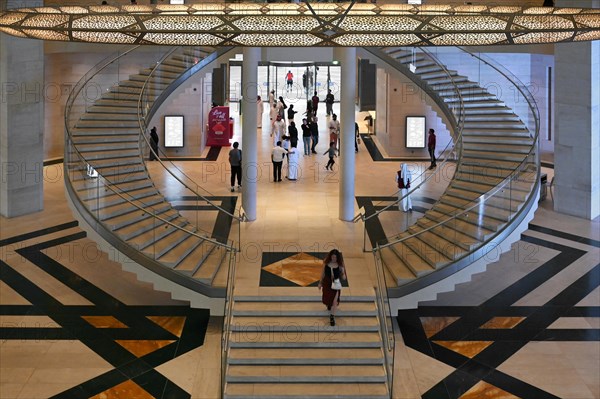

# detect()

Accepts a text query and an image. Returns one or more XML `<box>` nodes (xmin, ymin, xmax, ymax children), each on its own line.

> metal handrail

<box><xmin>64</xmin><ymin>46</ymin><xmax>237</xmax><ymax>258</ymax></box>
<box><xmin>373</xmin><ymin>250</ymin><xmax>394</xmax><ymax>397</ymax></box>
<box><xmin>136</xmin><ymin>46</ymin><xmax>243</xmax><ymax>222</ymax></box>
<box><xmin>220</xmin><ymin>247</ymin><xmax>238</xmax><ymax>398</ymax></box>
<box><xmin>356</xmin><ymin>47</ymin><xmax>466</xmax><ymax>224</ymax></box>
<box><xmin>377</xmin><ymin>46</ymin><xmax>540</xmax><ymax>252</ymax></box>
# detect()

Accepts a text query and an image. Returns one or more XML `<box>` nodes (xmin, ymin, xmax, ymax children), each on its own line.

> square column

<box><xmin>554</xmin><ymin>0</ymin><xmax>600</xmax><ymax>219</ymax></box>
<box><xmin>0</xmin><ymin>0</ymin><xmax>44</xmax><ymax>217</ymax></box>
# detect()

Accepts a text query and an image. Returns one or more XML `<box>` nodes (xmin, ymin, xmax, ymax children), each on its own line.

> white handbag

<box><xmin>331</xmin><ymin>278</ymin><xmax>342</xmax><ymax>290</ymax></box>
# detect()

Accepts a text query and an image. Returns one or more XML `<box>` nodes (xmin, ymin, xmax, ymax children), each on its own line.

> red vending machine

<box><xmin>206</xmin><ymin>106</ymin><xmax>232</xmax><ymax>146</ymax></box>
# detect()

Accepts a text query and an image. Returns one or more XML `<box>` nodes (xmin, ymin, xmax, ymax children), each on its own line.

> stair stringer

<box><xmin>65</xmin><ymin>182</ymin><xmax>226</xmax><ymax>314</ymax></box>
<box><xmin>389</xmin><ymin>187</ymin><xmax>538</xmax><ymax>310</ymax></box>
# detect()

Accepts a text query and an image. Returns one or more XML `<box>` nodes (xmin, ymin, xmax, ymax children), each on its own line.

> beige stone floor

<box><xmin>1</xmin><ymin>104</ymin><xmax>598</xmax><ymax>398</ymax></box>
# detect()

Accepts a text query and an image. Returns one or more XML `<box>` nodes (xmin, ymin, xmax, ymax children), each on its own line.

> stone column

<box><xmin>334</xmin><ymin>47</ymin><xmax>357</xmax><ymax>221</ymax></box>
<box><xmin>241</xmin><ymin>47</ymin><xmax>260</xmax><ymax>221</ymax></box>
<box><xmin>0</xmin><ymin>0</ymin><xmax>44</xmax><ymax>218</ymax></box>
<box><xmin>553</xmin><ymin>0</ymin><xmax>600</xmax><ymax>219</ymax></box>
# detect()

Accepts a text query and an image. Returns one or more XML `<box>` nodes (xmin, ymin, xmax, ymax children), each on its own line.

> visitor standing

<box><xmin>149</xmin><ymin>126</ymin><xmax>159</xmax><ymax>161</ymax></box>
<box><xmin>396</xmin><ymin>163</ymin><xmax>413</xmax><ymax>212</ymax></box>
<box><xmin>427</xmin><ymin>128</ymin><xmax>437</xmax><ymax>169</ymax></box>
<box><xmin>328</xmin><ymin>114</ymin><xmax>340</xmax><ymax>149</ymax></box>
<box><xmin>288</xmin><ymin>121</ymin><xmax>299</xmax><ymax>149</ymax></box>
<box><xmin>229</xmin><ymin>142</ymin><xmax>242</xmax><ymax>192</ymax></box>
<box><xmin>271</xmin><ymin>114</ymin><xmax>286</xmax><ymax>146</ymax></box>
<box><xmin>256</xmin><ymin>95</ymin><xmax>263</xmax><ymax>129</ymax></box>
<box><xmin>325</xmin><ymin>89</ymin><xmax>334</xmax><ymax>116</ymax></box>
<box><xmin>301</xmin><ymin>118</ymin><xmax>311</xmax><ymax>156</ymax></box>
<box><xmin>287</xmin><ymin>145</ymin><xmax>299</xmax><ymax>181</ymax></box>
<box><xmin>311</xmin><ymin>91</ymin><xmax>319</xmax><ymax>116</ymax></box>
<box><xmin>310</xmin><ymin>117</ymin><xmax>319</xmax><ymax>154</ymax></box>
<box><xmin>271</xmin><ymin>141</ymin><xmax>287</xmax><ymax>182</ymax></box>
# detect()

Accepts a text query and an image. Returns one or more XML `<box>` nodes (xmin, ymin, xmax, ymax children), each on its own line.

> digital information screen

<box><xmin>170</xmin><ymin>0</ymin><xmax>185</xmax><ymax>4</ymax></box>
<box><xmin>405</xmin><ymin>116</ymin><xmax>426</xmax><ymax>148</ymax></box>
<box><xmin>164</xmin><ymin>115</ymin><xmax>184</xmax><ymax>147</ymax></box>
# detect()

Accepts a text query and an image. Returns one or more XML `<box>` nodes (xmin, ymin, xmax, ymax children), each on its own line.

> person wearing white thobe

<box><xmin>257</xmin><ymin>96</ymin><xmax>263</xmax><ymax>129</ymax></box>
<box><xmin>271</xmin><ymin>115</ymin><xmax>286</xmax><ymax>146</ymax></box>
<box><xmin>287</xmin><ymin>146</ymin><xmax>299</xmax><ymax>180</ymax></box>
<box><xmin>269</xmin><ymin>103</ymin><xmax>279</xmax><ymax>133</ymax></box>
<box><xmin>396</xmin><ymin>163</ymin><xmax>413</xmax><ymax>212</ymax></box>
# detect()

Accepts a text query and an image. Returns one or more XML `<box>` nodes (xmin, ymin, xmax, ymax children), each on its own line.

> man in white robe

<box><xmin>395</xmin><ymin>163</ymin><xmax>413</xmax><ymax>212</ymax></box>
<box><xmin>271</xmin><ymin>115</ymin><xmax>286</xmax><ymax>147</ymax></box>
<box><xmin>287</xmin><ymin>146</ymin><xmax>299</xmax><ymax>180</ymax></box>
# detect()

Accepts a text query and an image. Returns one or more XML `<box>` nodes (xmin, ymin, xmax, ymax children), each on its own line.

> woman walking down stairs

<box><xmin>223</xmin><ymin>295</ymin><xmax>390</xmax><ymax>399</ymax></box>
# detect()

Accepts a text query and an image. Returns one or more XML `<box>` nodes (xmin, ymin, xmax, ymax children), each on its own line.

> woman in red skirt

<box><xmin>318</xmin><ymin>249</ymin><xmax>346</xmax><ymax>326</ymax></box>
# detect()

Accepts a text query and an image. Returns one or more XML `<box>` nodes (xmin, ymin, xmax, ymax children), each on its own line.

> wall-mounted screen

<box><xmin>170</xmin><ymin>0</ymin><xmax>185</xmax><ymax>4</ymax></box>
<box><xmin>164</xmin><ymin>115</ymin><xmax>184</xmax><ymax>147</ymax></box>
<box><xmin>405</xmin><ymin>116</ymin><xmax>426</xmax><ymax>148</ymax></box>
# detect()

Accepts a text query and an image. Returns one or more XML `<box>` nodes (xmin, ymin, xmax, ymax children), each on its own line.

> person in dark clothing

<box><xmin>228</xmin><ymin>142</ymin><xmax>242</xmax><ymax>192</ymax></box>
<box><xmin>325</xmin><ymin>89</ymin><xmax>334</xmax><ymax>116</ymax></box>
<box><xmin>355</xmin><ymin>122</ymin><xmax>360</xmax><ymax>153</ymax></box>
<box><xmin>311</xmin><ymin>91</ymin><xmax>319</xmax><ymax>116</ymax></box>
<box><xmin>301</xmin><ymin>118</ymin><xmax>311</xmax><ymax>155</ymax></box>
<box><xmin>427</xmin><ymin>128</ymin><xmax>437</xmax><ymax>169</ymax></box>
<box><xmin>288</xmin><ymin>121</ymin><xmax>299</xmax><ymax>149</ymax></box>
<box><xmin>310</xmin><ymin>118</ymin><xmax>319</xmax><ymax>154</ymax></box>
<box><xmin>287</xmin><ymin>104</ymin><xmax>298</xmax><ymax>125</ymax></box>
<box><xmin>149</xmin><ymin>126</ymin><xmax>159</xmax><ymax>161</ymax></box>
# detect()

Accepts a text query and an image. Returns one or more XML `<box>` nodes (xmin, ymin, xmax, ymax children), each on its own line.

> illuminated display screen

<box><xmin>406</xmin><ymin>116</ymin><xmax>426</xmax><ymax>148</ymax></box>
<box><xmin>164</xmin><ymin>115</ymin><xmax>184</xmax><ymax>147</ymax></box>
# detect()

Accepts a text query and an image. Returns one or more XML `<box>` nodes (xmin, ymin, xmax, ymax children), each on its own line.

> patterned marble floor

<box><xmin>1</xmin><ymin>103</ymin><xmax>598</xmax><ymax>398</ymax></box>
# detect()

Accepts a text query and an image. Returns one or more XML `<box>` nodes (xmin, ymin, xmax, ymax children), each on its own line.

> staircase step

<box><xmin>397</xmin><ymin>232</ymin><xmax>452</xmax><ymax>268</ymax></box>
<box><xmin>87</xmin><ymin>105</ymin><xmax>138</xmax><ymax>114</ymax></box>
<box><xmin>414</xmin><ymin>219</ymin><xmax>481</xmax><ymax>252</ymax></box>
<box><xmin>114</xmin><ymin>210</ymin><xmax>183</xmax><ymax>241</ymax></box>
<box><xmin>228</xmin><ymin>347</ymin><xmax>384</xmax><ymax>363</ymax></box>
<box><xmin>424</xmin><ymin>209</ymin><xmax>494</xmax><ymax>241</ymax></box>
<box><xmin>234</xmin><ymin>296</ymin><xmax>374</xmax><ymax>302</ymax></box>
<box><xmin>406</xmin><ymin>226</ymin><xmax>466</xmax><ymax>260</ymax></box>
<box><xmin>102</xmin><ymin>205</ymin><xmax>172</xmax><ymax>231</ymax></box>
<box><xmin>462</xmin><ymin>150</ymin><xmax>528</xmax><ymax>162</ymax></box>
<box><xmin>191</xmin><ymin>243</ymin><xmax>229</xmax><ymax>284</ymax></box>
<box><xmin>378</xmin><ymin>246</ymin><xmax>417</xmax><ymax>285</ymax></box>
<box><xmin>96</xmin><ymin>195</ymin><xmax>166</xmax><ymax>221</ymax></box>
<box><xmin>84</xmin><ymin>186</ymin><xmax>157</xmax><ymax>211</ymax></box>
<box><xmin>224</xmin><ymin>383</ymin><xmax>388</xmax><ymax>399</ymax></box>
<box><xmin>233</xmin><ymin>301</ymin><xmax>376</xmax><ymax>313</ymax></box>
<box><xmin>382</xmin><ymin>241</ymin><xmax>436</xmax><ymax>275</ymax></box>
<box><xmin>174</xmin><ymin>241</ymin><xmax>218</xmax><ymax>273</ymax></box>
<box><xmin>432</xmin><ymin>203</ymin><xmax>507</xmax><ymax>232</ymax></box>
<box><xmin>158</xmin><ymin>234</ymin><xmax>204</xmax><ymax>268</ymax></box>
<box><xmin>141</xmin><ymin>227</ymin><xmax>193</xmax><ymax>259</ymax></box>
<box><xmin>81</xmin><ymin>113</ymin><xmax>139</xmax><ymax>121</ymax></box>
<box><xmin>126</xmin><ymin>217</ymin><xmax>191</xmax><ymax>251</ymax></box>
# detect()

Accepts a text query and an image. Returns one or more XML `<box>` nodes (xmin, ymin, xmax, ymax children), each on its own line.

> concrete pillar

<box><xmin>553</xmin><ymin>0</ymin><xmax>600</xmax><ymax>219</ymax></box>
<box><xmin>0</xmin><ymin>0</ymin><xmax>44</xmax><ymax>218</ymax></box>
<box><xmin>241</xmin><ymin>47</ymin><xmax>260</xmax><ymax>221</ymax></box>
<box><xmin>334</xmin><ymin>47</ymin><xmax>357</xmax><ymax>221</ymax></box>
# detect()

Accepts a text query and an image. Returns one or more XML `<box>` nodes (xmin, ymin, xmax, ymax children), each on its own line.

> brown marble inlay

<box><xmin>263</xmin><ymin>253</ymin><xmax>323</xmax><ymax>287</ymax></box>
<box><xmin>115</xmin><ymin>340</ymin><xmax>175</xmax><ymax>358</ymax></box>
<box><xmin>433</xmin><ymin>341</ymin><xmax>494</xmax><ymax>358</ymax></box>
<box><xmin>90</xmin><ymin>379</ymin><xmax>155</xmax><ymax>399</ymax></box>
<box><xmin>147</xmin><ymin>316</ymin><xmax>186</xmax><ymax>338</ymax></box>
<box><xmin>81</xmin><ymin>315</ymin><xmax>128</xmax><ymax>329</ymax></box>
<box><xmin>420</xmin><ymin>317</ymin><xmax>460</xmax><ymax>338</ymax></box>
<box><xmin>480</xmin><ymin>317</ymin><xmax>526</xmax><ymax>329</ymax></box>
<box><xmin>459</xmin><ymin>380</ymin><xmax>521</xmax><ymax>399</ymax></box>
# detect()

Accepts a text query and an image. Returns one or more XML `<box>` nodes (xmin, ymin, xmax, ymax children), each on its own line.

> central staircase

<box><xmin>223</xmin><ymin>295</ymin><xmax>390</xmax><ymax>399</ymax></box>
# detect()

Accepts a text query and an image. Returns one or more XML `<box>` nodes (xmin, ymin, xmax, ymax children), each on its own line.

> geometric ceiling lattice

<box><xmin>1</xmin><ymin>3</ymin><xmax>599</xmax><ymax>46</ymax></box>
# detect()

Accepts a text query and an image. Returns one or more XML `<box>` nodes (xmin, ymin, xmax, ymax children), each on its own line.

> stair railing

<box><xmin>220</xmin><ymin>249</ymin><xmax>238</xmax><ymax>398</ymax></box>
<box><xmin>376</xmin><ymin>46</ymin><xmax>540</xmax><ymax>294</ymax></box>
<box><xmin>357</xmin><ymin>47</ymin><xmax>466</xmax><ymax>251</ymax></box>
<box><xmin>136</xmin><ymin>46</ymin><xmax>243</xmax><ymax>250</ymax></box>
<box><xmin>65</xmin><ymin>46</ymin><xmax>236</xmax><ymax>297</ymax></box>
<box><xmin>373</xmin><ymin>247</ymin><xmax>395</xmax><ymax>398</ymax></box>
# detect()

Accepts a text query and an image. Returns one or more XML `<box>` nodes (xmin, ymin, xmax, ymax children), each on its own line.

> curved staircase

<box><xmin>370</xmin><ymin>47</ymin><xmax>539</xmax><ymax>295</ymax></box>
<box><xmin>65</xmin><ymin>46</ymin><xmax>235</xmax><ymax>297</ymax></box>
